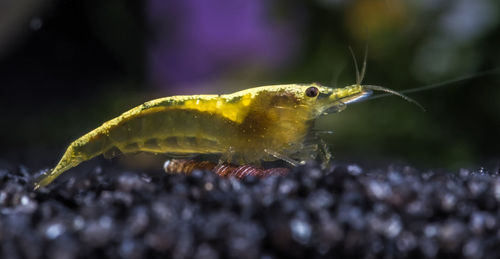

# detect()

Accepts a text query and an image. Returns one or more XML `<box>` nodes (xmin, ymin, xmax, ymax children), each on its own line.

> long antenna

<box><xmin>363</xmin><ymin>85</ymin><xmax>426</xmax><ymax>111</ymax></box>
<box><xmin>348</xmin><ymin>46</ymin><xmax>361</xmax><ymax>85</ymax></box>
<box><xmin>348</xmin><ymin>46</ymin><xmax>369</xmax><ymax>85</ymax></box>
<box><xmin>360</xmin><ymin>45</ymin><xmax>368</xmax><ymax>85</ymax></box>
<box><xmin>366</xmin><ymin>67</ymin><xmax>500</xmax><ymax>101</ymax></box>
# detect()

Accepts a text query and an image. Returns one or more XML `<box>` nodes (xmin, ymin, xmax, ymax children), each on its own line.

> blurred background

<box><xmin>1</xmin><ymin>0</ymin><xmax>499</xmax><ymax>171</ymax></box>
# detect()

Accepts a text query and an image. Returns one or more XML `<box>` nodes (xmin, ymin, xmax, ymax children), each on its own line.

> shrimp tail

<box><xmin>34</xmin><ymin>145</ymin><xmax>85</xmax><ymax>189</ymax></box>
<box><xmin>34</xmin><ymin>128</ymin><xmax>112</xmax><ymax>190</ymax></box>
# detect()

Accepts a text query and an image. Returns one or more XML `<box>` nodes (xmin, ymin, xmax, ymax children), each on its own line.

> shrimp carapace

<box><xmin>35</xmin><ymin>83</ymin><xmax>416</xmax><ymax>189</ymax></box>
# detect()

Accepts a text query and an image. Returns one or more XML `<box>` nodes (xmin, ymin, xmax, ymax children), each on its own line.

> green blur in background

<box><xmin>0</xmin><ymin>0</ymin><xmax>499</xmax><ymax>170</ymax></box>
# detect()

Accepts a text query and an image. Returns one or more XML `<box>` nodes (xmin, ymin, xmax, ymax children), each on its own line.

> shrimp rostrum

<box><xmin>35</xmin><ymin>80</ymin><xmax>421</xmax><ymax>189</ymax></box>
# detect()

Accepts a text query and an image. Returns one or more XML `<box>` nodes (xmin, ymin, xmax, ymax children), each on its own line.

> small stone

<box><xmin>419</xmin><ymin>237</ymin><xmax>439</xmax><ymax>258</ymax></box>
<box><xmin>18</xmin><ymin>195</ymin><xmax>37</xmax><ymax>213</ymax></box>
<box><xmin>117</xmin><ymin>173</ymin><xmax>151</xmax><ymax>192</ymax></box>
<box><xmin>317</xmin><ymin>211</ymin><xmax>343</xmax><ymax>251</ymax></box>
<box><xmin>290</xmin><ymin>217</ymin><xmax>312</xmax><ymax>245</ymax></box>
<box><xmin>278</xmin><ymin>179</ymin><xmax>297</xmax><ymax>196</ymax></box>
<box><xmin>119</xmin><ymin>239</ymin><xmax>144</xmax><ymax>259</ymax></box>
<box><xmin>151</xmin><ymin>200</ymin><xmax>175</xmax><ymax>222</ymax></box>
<box><xmin>368</xmin><ymin>214</ymin><xmax>402</xmax><ymax>239</ymax></box>
<box><xmin>72</xmin><ymin>216</ymin><xmax>85</xmax><ymax>231</ymax></box>
<box><xmin>440</xmin><ymin>192</ymin><xmax>457</xmax><ymax>211</ymax></box>
<box><xmin>385</xmin><ymin>216</ymin><xmax>403</xmax><ymax>238</ymax></box>
<box><xmin>81</xmin><ymin>216</ymin><xmax>114</xmax><ymax>247</ymax></box>
<box><xmin>438</xmin><ymin>220</ymin><xmax>466</xmax><ymax>251</ymax></box>
<box><xmin>468</xmin><ymin>179</ymin><xmax>488</xmax><ymax>197</ymax></box>
<box><xmin>194</xmin><ymin>243</ymin><xmax>218</xmax><ymax>259</ymax></box>
<box><xmin>44</xmin><ymin>222</ymin><xmax>66</xmax><ymax>240</ymax></box>
<box><xmin>462</xmin><ymin>238</ymin><xmax>483</xmax><ymax>259</ymax></box>
<box><xmin>145</xmin><ymin>227</ymin><xmax>176</xmax><ymax>252</ymax></box>
<box><xmin>406</xmin><ymin>200</ymin><xmax>429</xmax><ymax>217</ymax></box>
<box><xmin>424</xmin><ymin>224</ymin><xmax>439</xmax><ymax>238</ymax></box>
<box><xmin>396</xmin><ymin>231</ymin><xmax>417</xmax><ymax>252</ymax></box>
<box><xmin>337</xmin><ymin>205</ymin><xmax>365</xmax><ymax>230</ymax></box>
<box><xmin>366</xmin><ymin>180</ymin><xmax>392</xmax><ymax>200</ymax></box>
<box><xmin>227</xmin><ymin>221</ymin><xmax>263</xmax><ymax>259</ymax></box>
<box><xmin>127</xmin><ymin>206</ymin><xmax>150</xmax><ymax>236</ymax></box>
<box><xmin>387</xmin><ymin>170</ymin><xmax>403</xmax><ymax>184</ymax></box>
<box><xmin>493</xmin><ymin>179</ymin><xmax>500</xmax><ymax>201</ymax></box>
<box><xmin>459</xmin><ymin>168</ymin><xmax>470</xmax><ymax>178</ymax></box>
<box><xmin>347</xmin><ymin>164</ymin><xmax>363</xmax><ymax>176</ymax></box>
<box><xmin>306</xmin><ymin>189</ymin><xmax>334</xmax><ymax>211</ymax></box>
<box><xmin>421</xmin><ymin>170</ymin><xmax>435</xmax><ymax>180</ymax></box>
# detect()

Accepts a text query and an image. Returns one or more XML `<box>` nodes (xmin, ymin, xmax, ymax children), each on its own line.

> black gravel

<box><xmin>1</xmin><ymin>162</ymin><xmax>500</xmax><ymax>259</ymax></box>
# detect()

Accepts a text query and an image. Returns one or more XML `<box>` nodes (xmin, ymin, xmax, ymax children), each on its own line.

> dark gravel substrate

<box><xmin>1</xmin><ymin>162</ymin><xmax>500</xmax><ymax>259</ymax></box>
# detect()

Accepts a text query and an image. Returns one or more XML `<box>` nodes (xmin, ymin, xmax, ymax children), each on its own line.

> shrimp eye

<box><xmin>305</xmin><ymin>86</ymin><xmax>319</xmax><ymax>97</ymax></box>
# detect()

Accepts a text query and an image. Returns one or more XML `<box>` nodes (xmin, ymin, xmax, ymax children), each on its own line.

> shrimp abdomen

<box><xmin>35</xmin><ymin>97</ymin><xmax>240</xmax><ymax>189</ymax></box>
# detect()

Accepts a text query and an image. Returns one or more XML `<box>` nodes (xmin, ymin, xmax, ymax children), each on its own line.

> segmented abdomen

<box><xmin>80</xmin><ymin>107</ymin><xmax>238</xmax><ymax>158</ymax></box>
<box><xmin>35</xmin><ymin>103</ymin><xmax>239</xmax><ymax>189</ymax></box>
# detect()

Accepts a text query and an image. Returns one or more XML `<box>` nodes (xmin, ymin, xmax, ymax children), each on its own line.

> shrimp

<box><xmin>34</xmin><ymin>78</ymin><xmax>422</xmax><ymax>189</ymax></box>
<box><xmin>34</xmin><ymin>44</ymin><xmax>426</xmax><ymax>190</ymax></box>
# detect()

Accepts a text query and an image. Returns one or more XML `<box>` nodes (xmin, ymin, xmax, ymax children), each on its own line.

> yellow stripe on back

<box><xmin>130</xmin><ymin>91</ymin><xmax>257</xmax><ymax>124</ymax></box>
<box><xmin>133</xmin><ymin>84</ymin><xmax>308</xmax><ymax>125</ymax></box>
<box><xmin>180</xmin><ymin>93</ymin><xmax>253</xmax><ymax>123</ymax></box>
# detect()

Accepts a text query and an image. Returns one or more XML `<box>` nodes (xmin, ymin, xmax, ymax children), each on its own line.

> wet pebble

<box><xmin>290</xmin><ymin>216</ymin><xmax>312</xmax><ymax>245</ymax></box>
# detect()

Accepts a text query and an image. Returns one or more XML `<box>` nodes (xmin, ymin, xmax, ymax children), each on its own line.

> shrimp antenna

<box><xmin>360</xmin><ymin>45</ymin><xmax>368</xmax><ymax>85</ymax></box>
<box><xmin>363</xmin><ymin>85</ymin><xmax>426</xmax><ymax>111</ymax></box>
<box><xmin>364</xmin><ymin>67</ymin><xmax>500</xmax><ymax>105</ymax></box>
<box><xmin>348</xmin><ymin>46</ymin><xmax>368</xmax><ymax>85</ymax></box>
<box><xmin>348</xmin><ymin>46</ymin><xmax>361</xmax><ymax>85</ymax></box>
<box><xmin>349</xmin><ymin>46</ymin><xmax>425</xmax><ymax>111</ymax></box>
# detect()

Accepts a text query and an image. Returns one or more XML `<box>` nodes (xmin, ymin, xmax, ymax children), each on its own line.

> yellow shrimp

<box><xmin>34</xmin><ymin>80</ymin><xmax>421</xmax><ymax>189</ymax></box>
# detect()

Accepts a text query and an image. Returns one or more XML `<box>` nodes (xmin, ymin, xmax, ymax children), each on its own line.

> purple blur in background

<box><xmin>147</xmin><ymin>0</ymin><xmax>301</xmax><ymax>92</ymax></box>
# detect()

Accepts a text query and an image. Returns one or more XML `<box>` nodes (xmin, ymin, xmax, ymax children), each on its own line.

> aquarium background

<box><xmin>1</xmin><ymin>0</ymin><xmax>499</xmax><ymax>170</ymax></box>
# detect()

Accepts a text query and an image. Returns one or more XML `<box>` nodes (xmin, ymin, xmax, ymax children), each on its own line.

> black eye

<box><xmin>305</xmin><ymin>86</ymin><xmax>319</xmax><ymax>97</ymax></box>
